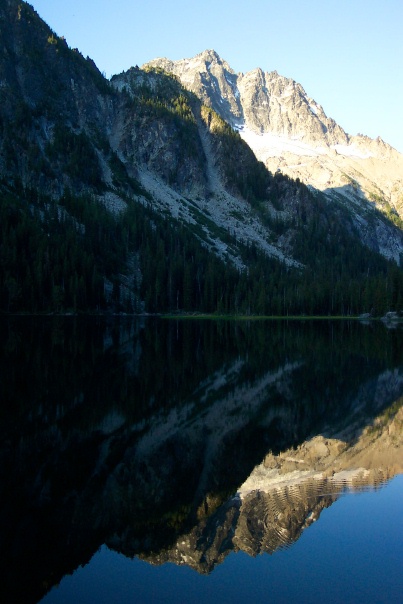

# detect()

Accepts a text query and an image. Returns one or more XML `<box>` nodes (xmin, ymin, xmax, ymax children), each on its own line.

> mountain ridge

<box><xmin>144</xmin><ymin>50</ymin><xmax>403</xmax><ymax>220</ymax></box>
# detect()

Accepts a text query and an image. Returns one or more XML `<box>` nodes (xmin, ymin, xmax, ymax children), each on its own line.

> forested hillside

<box><xmin>1</xmin><ymin>0</ymin><xmax>403</xmax><ymax>315</ymax></box>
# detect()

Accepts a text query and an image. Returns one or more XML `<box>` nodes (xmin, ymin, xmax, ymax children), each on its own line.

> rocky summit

<box><xmin>145</xmin><ymin>50</ymin><xmax>403</xmax><ymax>222</ymax></box>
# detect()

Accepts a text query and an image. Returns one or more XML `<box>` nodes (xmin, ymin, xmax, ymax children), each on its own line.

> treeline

<box><xmin>1</xmin><ymin>184</ymin><xmax>403</xmax><ymax>316</ymax></box>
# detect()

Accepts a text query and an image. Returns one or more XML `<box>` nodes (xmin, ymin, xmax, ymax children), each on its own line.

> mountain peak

<box><xmin>144</xmin><ymin>50</ymin><xmax>403</xmax><ymax>218</ymax></box>
<box><xmin>144</xmin><ymin>51</ymin><xmax>345</xmax><ymax>144</ymax></box>
<box><xmin>199</xmin><ymin>48</ymin><xmax>221</xmax><ymax>62</ymax></box>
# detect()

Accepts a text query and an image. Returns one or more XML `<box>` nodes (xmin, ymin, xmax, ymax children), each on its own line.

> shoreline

<box><xmin>0</xmin><ymin>310</ymin><xmax>402</xmax><ymax>322</ymax></box>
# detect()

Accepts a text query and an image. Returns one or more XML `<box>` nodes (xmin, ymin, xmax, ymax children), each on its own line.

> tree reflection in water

<box><xmin>0</xmin><ymin>317</ymin><xmax>402</xmax><ymax>603</ymax></box>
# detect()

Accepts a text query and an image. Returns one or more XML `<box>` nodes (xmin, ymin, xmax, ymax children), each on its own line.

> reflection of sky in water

<box><xmin>2</xmin><ymin>317</ymin><xmax>402</xmax><ymax>603</ymax></box>
<box><xmin>41</xmin><ymin>475</ymin><xmax>403</xmax><ymax>604</ymax></box>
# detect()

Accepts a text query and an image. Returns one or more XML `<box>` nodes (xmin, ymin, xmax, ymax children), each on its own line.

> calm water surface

<box><xmin>0</xmin><ymin>317</ymin><xmax>402</xmax><ymax>604</ymax></box>
<box><xmin>41</xmin><ymin>476</ymin><xmax>403</xmax><ymax>604</ymax></box>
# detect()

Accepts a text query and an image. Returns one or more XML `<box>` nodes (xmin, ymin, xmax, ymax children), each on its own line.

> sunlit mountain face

<box><xmin>144</xmin><ymin>50</ymin><xmax>403</xmax><ymax>229</ymax></box>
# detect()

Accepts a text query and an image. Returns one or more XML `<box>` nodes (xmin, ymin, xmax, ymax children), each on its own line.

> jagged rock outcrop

<box><xmin>145</xmin><ymin>50</ymin><xmax>403</xmax><ymax>235</ymax></box>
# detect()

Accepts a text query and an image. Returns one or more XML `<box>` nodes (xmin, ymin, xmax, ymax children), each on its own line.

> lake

<box><xmin>0</xmin><ymin>317</ymin><xmax>402</xmax><ymax>604</ymax></box>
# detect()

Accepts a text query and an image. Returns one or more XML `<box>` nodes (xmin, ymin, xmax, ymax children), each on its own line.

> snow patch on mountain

<box><xmin>237</xmin><ymin>126</ymin><xmax>326</xmax><ymax>159</ymax></box>
<box><xmin>237</xmin><ymin>126</ymin><xmax>376</xmax><ymax>161</ymax></box>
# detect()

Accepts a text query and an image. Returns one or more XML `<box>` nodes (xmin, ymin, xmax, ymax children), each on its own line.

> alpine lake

<box><xmin>1</xmin><ymin>316</ymin><xmax>402</xmax><ymax>604</ymax></box>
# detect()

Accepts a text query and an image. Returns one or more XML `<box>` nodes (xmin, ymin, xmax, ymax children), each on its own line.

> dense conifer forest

<box><xmin>2</xmin><ymin>178</ymin><xmax>403</xmax><ymax>316</ymax></box>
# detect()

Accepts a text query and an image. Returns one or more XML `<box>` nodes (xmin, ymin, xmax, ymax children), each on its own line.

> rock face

<box><xmin>124</xmin><ymin>52</ymin><xmax>403</xmax><ymax>265</ymax></box>
<box><xmin>145</xmin><ymin>50</ymin><xmax>403</xmax><ymax>221</ymax></box>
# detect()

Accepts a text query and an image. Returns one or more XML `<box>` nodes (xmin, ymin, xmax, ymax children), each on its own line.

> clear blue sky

<box><xmin>29</xmin><ymin>0</ymin><xmax>403</xmax><ymax>153</ymax></box>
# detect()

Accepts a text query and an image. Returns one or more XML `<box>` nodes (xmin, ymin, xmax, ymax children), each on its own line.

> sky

<box><xmin>28</xmin><ymin>0</ymin><xmax>403</xmax><ymax>153</ymax></box>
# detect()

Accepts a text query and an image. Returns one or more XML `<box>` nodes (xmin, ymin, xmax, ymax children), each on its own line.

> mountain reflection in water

<box><xmin>0</xmin><ymin>317</ymin><xmax>402</xmax><ymax>603</ymax></box>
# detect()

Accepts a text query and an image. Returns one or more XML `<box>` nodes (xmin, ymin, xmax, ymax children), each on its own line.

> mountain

<box><xmin>145</xmin><ymin>50</ymin><xmax>403</xmax><ymax>221</ymax></box>
<box><xmin>1</xmin><ymin>3</ymin><xmax>403</xmax><ymax>315</ymax></box>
